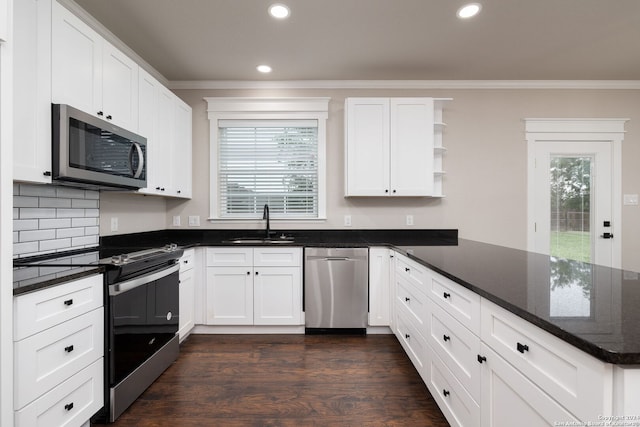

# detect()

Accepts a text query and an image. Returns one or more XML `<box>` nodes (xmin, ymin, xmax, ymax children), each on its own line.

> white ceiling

<box><xmin>73</xmin><ymin>0</ymin><xmax>640</xmax><ymax>82</ymax></box>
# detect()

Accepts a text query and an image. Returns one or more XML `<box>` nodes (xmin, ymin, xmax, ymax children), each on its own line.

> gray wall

<box><xmin>100</xmin><ymin>87</ymin><xmax>640</xmax><ymax>270</ymax></box>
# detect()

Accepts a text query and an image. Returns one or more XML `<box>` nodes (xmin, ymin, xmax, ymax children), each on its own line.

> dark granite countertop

<box><xmin>395</xmin><ymin>239</ymin><xmax>640</xmax><ymax>365</ymax></box>
<box><xmin>13</xmin><ymin>265</ymin><xmax>104</xmax><ymax>296</ymax></box>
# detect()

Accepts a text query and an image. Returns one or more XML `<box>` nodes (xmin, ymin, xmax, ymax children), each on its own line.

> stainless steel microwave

<box><xmin>52</xmin><ymin>104</ymin><xmax>147</xmax><ymax>190</ymax></box>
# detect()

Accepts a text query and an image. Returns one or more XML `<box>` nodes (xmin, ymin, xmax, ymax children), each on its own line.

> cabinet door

<box><xmin>172</xmin><ymin>98</ymin><xmax>192</xmax><ymax>198</ymax></box>
<box><xmin>178</xmin><ymin>268</ymin><xmax>195</xmax><ymax>340</ymax></box>
<box><xmin>13</xmin><ymin>0</ymin><xmax>52</xmax><ymax>183</ymax></box>
<box><xmin>254</xmin><ymin>267</ymin><xmax>302</xmax><ymax>325</ymax></box>
<box><xmin>153</xmin><ymin>86</ymin><xmax>174</xmax><ymax>194</ymax></box>
<box><xmin>480</xmin><ymin>344</ymin><xmax>579</xmax><ymax>427</ymax></box>
<box><xmin>206</xmin><ymin>267</ymin><xmax>253</xmax><ymax>325</ymax></box>
<box><xmin>390</xmin><ymin>98</ymin><xmax>434</xmax><ymax>196</ymax></box>
<box><xmin>137</xmin><ymin>68</ymin><xmax>160</xmax><ymax>195</ymax></box>
<box><xmin>51</xmin><ymin>1</ymin><xmax>102</xmax><ymax>115</ymax></box>
<box><xmin>368</xmin><ymin>247</ymin><xmax>390</xmax><ymax>326</ymax></box>
<box><xmin>345</xmin><ymin>98</ymin><xmax>390</xmax><ymax>196</ymax></box>
<box><xmin>101</xmin><ymin>40</ymin><xmax>138</xmax><ymax>131</ymax></box>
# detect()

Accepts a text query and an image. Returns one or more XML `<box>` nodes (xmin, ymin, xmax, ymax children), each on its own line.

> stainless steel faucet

<box><xmin>262</xmin><ymin>204</ymin><xmax>270</xmax><ymax>238</ymax></box>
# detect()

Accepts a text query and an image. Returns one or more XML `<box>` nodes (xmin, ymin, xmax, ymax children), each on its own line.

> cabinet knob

<box><xmin>443</xmin><ymin>292</ymin><xmax>451</xmax><ymax>299</ymax></box>
<box><xmin>161</xmin><ymin>188</ymin><xmax>165</xmax><ymax>191</ymax></box>
<box><xmin>255</xmin><ymin>271</ymin><xmax>259</xmax><ymax>275</ymax></box>
<box><xmin>156</xmin><ymin>187</ymin><xmax>161</xmax><ymax>190</ymax></box>
<box><xmin>443</xmin><ymin>335</ymin><xmax>450</xmax><ymax>342</ymax></box>
<box><xmin>392</xmin><ymin>189</ymin><xmax>396</xmax><ymax>194</ymax></box>
<box><xmin>477</xmin><ymin>355</ymin><xmax>487</xmax><ymax>364</ymax></box>
<box><xmin>43</xmin><ymin>171</ymin><xmax>52</xmax><ymax>177</ymax></box>
<box><xmin>64</xmin><ymin>299</ymin><xmax>73</xmax><ymax>306</ymax></box>
<box><xmin>385</xmin><ymin>189</ymin><xmax>389</xmax><ymax>193</ymax></box>
<box><xmin>443</xmin><ymin>389</ymin><xmax>450</xmax><ymax>397</ymax></box>
<box><xmin>177</xmin><ymin>190</ymin><xmax>182</xmax><ymax>194</ymax></box>
<box><xmin>517</xmin><ymin>342</ymin><xmax>529</xmax><ymax>354</ymax></box>
<box><xmin>106</xmin><ymin>115</ymin><xmax>113</xmax><ymax>120</ymax></box>
<box><xmin>405</xmin><ymin>267</ymin><xmax>410</xmax><ymax>272</ymax></box>
<box><xmin>97</xmin><ymin>111</ymin><xmax>103</xmax><ymax>116</ymax></box>
<box><xmin>64</xmin><ymin>345</ymin><xmax>74</xmax><ymax>353</ymax></box>
<box><xmin>64</xmin><ymin>402</ymin><xmax>74</xmax><ymax>411</ymax></box>
<box><xmin>405</xmin><ymin>333</ymin><xmax>410</xmax><ymax>339</ymax></box>
<box><xmin>247</xmin><ymin>271</ymin><xmax>250</xmax><ymax>275</ymax></box>
<box><xmin>405</xmin><ymin>297</ymin><xmax>410</xmax><ymax>302</ymax></box>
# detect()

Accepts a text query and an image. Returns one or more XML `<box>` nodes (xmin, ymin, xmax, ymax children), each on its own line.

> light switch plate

<box><xmin>172</xmin><ymin>216</ymin><xmax>181</xmax><ymax>226</ymax></box>
<box><xmin>188</xmin><ymin>215</ymin><xmax>200</xmax><ymax>226</ymax></box>
<box><xmin>623</xmin><ymin>194</ymin><xmax>639</xmax><ymax>205</ymax></box>
<box><xmin>406</xmin><ymin>215</ymin><xmax>414</xmax><ymax>226</ymax></box>
<box><xmin>110</xmin><ymin>217</ymin><xmax>118</xmax><ymax>232</ymax></box>
<box><xmin>344</xmin><ymin>215</ymin><xmax>352</xmax><ymax>227</ymax></box>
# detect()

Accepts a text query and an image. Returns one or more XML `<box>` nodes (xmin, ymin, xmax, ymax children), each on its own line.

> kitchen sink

<box><xmin>224</xmin><ymin>236</ymin><xmax>295</xmax><ymax>244</ymax></box>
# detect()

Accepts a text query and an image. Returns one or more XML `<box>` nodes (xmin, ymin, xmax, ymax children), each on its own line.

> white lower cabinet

<box><xmin>205</xmin><ymin>247</ymin><xmax>303</xmax><ymax>326</ymax></box>
<box><xmin>480</xmin><ymin>344</ymin><xmax>578</xmax><ymax>427</ymax></box>
<box><xmin>13</xmin><ymin>274</ymin><xmax>104</xmax><ymax>427</ymax></box>
<box><xmin>178</xmin><ymin>248</ymin><xmax>196</xmax><ymax>340</ymax></box>
<box><xmin>368</xmin><ymin>247</ymin><xmax>392</xmax><ymax>326</ymax></box>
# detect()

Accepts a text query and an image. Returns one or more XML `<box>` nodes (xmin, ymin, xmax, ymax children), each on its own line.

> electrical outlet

<box><xmin>624</xmin><ymin>194</ymin><xmax>639</xmax><ymax>205</ymax></box>
<box><xmin>110</xmin><ymin>217</ymin><xmax>118</xmax><ymax>232</ymax></box>
<box><xmin>173</xmin><ymin>216</ymin><xmax>181</xmax><ymax>226</ymax></box>
<box><xmin>344</xmin><ymin>215</ymin><xmax>352</xmax><ymax>227</ymax></box>
<box><xmin>188</xmin><ymin>215</ymin><xmax>200</xmax><ymax>227</ymax></box>
<box><xmin>406</xmin><ymin>215</ymin><xmax>414</xmax><ymax>226</ymax></box>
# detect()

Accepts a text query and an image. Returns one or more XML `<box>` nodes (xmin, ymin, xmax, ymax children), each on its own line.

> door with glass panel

<box><xmin>533</xmin><ymin>142</ymin><xmax>613</xmax><ymax>267</ymax></box>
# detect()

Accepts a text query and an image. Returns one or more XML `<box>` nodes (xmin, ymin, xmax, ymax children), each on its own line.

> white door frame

<box><xmin>525</xmin><ymin>118</ymin><xmax>627</xmax><ymax>268</ymax></box>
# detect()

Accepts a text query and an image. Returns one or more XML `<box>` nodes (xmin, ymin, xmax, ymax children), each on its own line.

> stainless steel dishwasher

<box><xmin>304</xmin><ymin>247</ymin><xmax>369</xmax><ymax>334</ymax></box>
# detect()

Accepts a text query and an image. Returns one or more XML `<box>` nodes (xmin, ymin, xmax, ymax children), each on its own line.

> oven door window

<box><xmin>109</xmin><ymin>270</ymin><xmax>179</xmax><ymax>385</ymax></box>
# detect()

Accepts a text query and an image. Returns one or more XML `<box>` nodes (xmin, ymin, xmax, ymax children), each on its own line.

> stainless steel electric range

<box><xmin>14</xmin><ymin>244</ymin><xmax>184</xmax><ymax>423</ymax></box>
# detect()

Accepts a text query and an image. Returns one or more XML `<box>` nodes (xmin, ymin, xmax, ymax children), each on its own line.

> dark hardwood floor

<box><xmin>109</xmin><ymin>334</ymin><xmax>450</xmax><ymax>427</ymax></box>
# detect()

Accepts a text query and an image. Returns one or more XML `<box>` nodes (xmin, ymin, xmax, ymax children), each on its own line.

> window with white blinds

<box><xmin>218</xmin><ymin>120</ymin><xmax>319</xmax><ymax>218</ymax></box>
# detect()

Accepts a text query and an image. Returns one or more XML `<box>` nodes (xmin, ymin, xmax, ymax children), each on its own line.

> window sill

<box><xmin>207</xmin><ymin>218</ymin><xmax>327</xmax><ymax>224</ymax></box>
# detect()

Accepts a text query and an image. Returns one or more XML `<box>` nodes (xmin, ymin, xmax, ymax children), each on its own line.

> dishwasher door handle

<box><xmin>322</xmin><ymin>257</ymin><xmax>352</xmax><ymax>261</ymax></box>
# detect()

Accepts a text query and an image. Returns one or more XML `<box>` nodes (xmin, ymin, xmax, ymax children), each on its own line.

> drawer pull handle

<box><xmin>517</xmin><ymin>342</ymin><xmax>529</xmax><ymax>353</ymax></box>
<box><xmin>64</xmin><ymin>402</ymin><xmax>74</xmax><ymax>411</ymax></box>
<box><xmin>405</xmin><ymin>267</ymin><xmax>410</xmax><ymax>272</ymax></box>
<box><xmin>443</xmin><ymin>389</ymin><xmax>450</xmax><ymax>397</ymax></box>
<box><xmin>477</xmin><ymin>355</ymin><xmax>487</xmax><ymax>364</ymax></box>
<box><xmin>443</xmin><ymin>335</ymin><xmax>450</xmax><ymax>342</ymax></box>
<box><xmin>64</xmin><ymin>345</ymin><xmax>74</xmax><ymax>353</ymax></box>
<box><xmin>64</xmin><ymin>299</ymin><xmax>73</xmax><ymax>306</ymax></box>
<box><xmin>405</xmin><ymin>333</ymin><xmax>410</xmax><ymax>339</ymax></box>
<box><xmin>405</xmin><ymin>297</ymin><xmax>410</xmax><ymax>302</ymax></box>
<box><xmin>443</xmin><ymin>292</ymin><xmax>451</xmax><ymax>299</ymax></box>
<box><xmin>247</xmin><ymin>271</ymin><xmax>251</xmax><ymax>275</ymax></box>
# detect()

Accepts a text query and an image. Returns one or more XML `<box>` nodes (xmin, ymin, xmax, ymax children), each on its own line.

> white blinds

<box><xmin>218</xmin><ymin>120</ymin><xmax>319</xmax><ymax>218</ymax></box>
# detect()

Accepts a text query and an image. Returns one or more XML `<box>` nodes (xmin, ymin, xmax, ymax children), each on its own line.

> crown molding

<box><xmin>169</xmin><ymin>79</ymin><xmax>640</xmax><ymax>91</ymax></box>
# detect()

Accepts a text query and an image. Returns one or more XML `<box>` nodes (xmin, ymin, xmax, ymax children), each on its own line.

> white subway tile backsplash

<box><xmin>19</xmin><ymin>184</ymin><xmax>56</xmax><ymax>197</ymax></box>
<box><xmin>56</xmin><ymin>208</ymin><xmax>86</xmax><ymax>218</ymax></box>
<box><xmin>71</xmin><ymin>199</ymin><xmax>99</xmax><ymax>209</ymax></box>
<box><xmin>39</xmin><ymin>197</ymin><xmax>72</xmax><ymax>208</ymax></box>
<box><xmin>39</xmin><ymin>218</ymin><xmax>71</xmax><ymax>229</ymax></box>
<box><xmin>13</xmin><ymin>184</ymin><xmax>102</xmax><ymax>258</ymax></box>
<box><xmin>20</xmin><ymin>229</ymin><xmax>56</xmax><ymax>242</ymax></box>
<box><xmin>13</xmin><ymin>219</ymin><xmax>39</xmax><ymax>231</ymax></box>
<box><xmin>56</xmin><ymin>187</ymin><xmax>87</xmax><ymax>199</ymax></box>
<box><xmin>20</xmin><ymin>208</ymin><xmax>57</xmax><ymax>219</ymax></box>
<box><xmin>14</xmin><ymin>196</ymin><xmax>39</xmax><ymax>208</ymax></box>
<box><xmin>72</xmin><ymin>217</ymin><xmax>99</xmax><ymax>227</ymax></box>
<box><xmin>72</xmin><ymin>235</ymin><xmax>98</xmax><ymax>247</ymax></box>
<box><xmin>56</xmin><ymin>227</ymin><xmax>85</xmax><ymax>239</ymax></box>
<box><xmin>39</xmin><ymin>238</ymin><xmax>71</xmax><ymax>251</ymax></box>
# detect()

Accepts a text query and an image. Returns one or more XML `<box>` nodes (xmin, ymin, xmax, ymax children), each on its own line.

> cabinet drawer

<box><xmin>481</xmin><ymin>298</ymin><xmax>612</xmax><ymax>422</ymax></box>
<box><xmin>395</xmin><ymin>276</ymin><xmax>428</xmax><ymax>328</ymax></box>
<box><xmin>395</xmin><ymin>254</ymin><xmax>427</xmax><ymax>290</ymax></box>
<box><xmin>14</xmin><ymin>308</ymin><xmax>104</xmax><ymax>410</ymax></box>
<box><xmin>206</xmin><ymin>247</ymin><xmax>253</xmax><ymax>267</ymax></box>
<box><xmin>15</xmin><ymin>358</ymin><xmax>103</xmax><ymax>427</ymax></box>
<box><xmin>427</xmin><ymin>269</ymin><xmax>480</xmax><ymax>336</ymax></box>
<box><xmin>14</xmin><ymin>274</ymin><xmax>103</xmax><ymax>340</ymax></box>
<box><xmin>254</xmin><ymin>247</ymin><xmax>301</xmax><ymax>267</ymax></box>
<box><xmin>395</xmin><ymin>307</ymin><xmax>428</xmax><ymax>381</ymax></box>
<box><xmin>427</xmin><ymin>299</ymin><xmax>481</xmax><ymax>403</ymax></box>
<box><xmin>428</xmin><ymin>350</ymin><xmax>480</xmax><ymax>427</ymax></box>
<box><xmin>179</xmin><ymin>248</ymin><xmax>195</xmax><ymax>273</ymax></box>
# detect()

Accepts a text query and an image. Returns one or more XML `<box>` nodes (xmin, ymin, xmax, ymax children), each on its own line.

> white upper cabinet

<box><xmin>345</xmin><ymin>97</ymin><xmax>449</xmax><ymax>197</ymax></box>
<box><xmin>172</xmin><ymin>97</ymin><xmax>193</xmax><ymax>198</ymax></box>
<box><xmin>13</xmin><ymin>0</ymin><xmax>52</xmax><ymax>183</ymax></box>
<box><xmin>51</xmin><ymin>0</ymin><xmax>138</xmax><ymax>131</ymax></box>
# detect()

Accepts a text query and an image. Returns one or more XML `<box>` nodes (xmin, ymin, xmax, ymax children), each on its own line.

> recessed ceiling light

<box><xmin>457</xmin><ymin>3</ymin><xmax>481</xmax><ymax>19</ymax></box>
<box><xmin>257</xmin><ymin>65</ymin><xmax>272</xmax><ymax>73</ymax></box>
<box><xmin>268</xmin><ymin>3</ymin><xmax>290</xmax><ymax>19</ymax></box>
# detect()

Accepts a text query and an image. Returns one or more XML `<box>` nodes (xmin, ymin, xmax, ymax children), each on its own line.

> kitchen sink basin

<box><xmin>224</xmin><ymin>236</ymin><xmax>295</xmax><ymax>244</ymax></box>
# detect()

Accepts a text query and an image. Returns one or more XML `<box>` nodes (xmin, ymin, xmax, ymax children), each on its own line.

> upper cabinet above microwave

<box><xmin>13</xmin><ymin>0</ymin><xmax>192</xmax><ymax>198</ymax></box>
<box><xmin>51</xmin><ymin>1</ymin><xmax>139</xmax><ymax>132</ymax></box>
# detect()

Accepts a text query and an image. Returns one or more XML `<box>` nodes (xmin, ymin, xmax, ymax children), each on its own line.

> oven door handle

<box><xmin>109</xmin><ymin>263</ymin><xmax>180</xmax><ymax>296</ymax></box>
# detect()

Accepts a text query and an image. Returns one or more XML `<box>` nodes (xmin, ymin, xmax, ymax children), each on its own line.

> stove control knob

<box><xmin>121</xmin><ymin>254</ymin><xmax>129</xmax><ymax>263</ymax></box>
<box><xmin>165</xmin><ymin>243</ymin><xmax>178</xmax><ymax>251</ymax></box>
<box><xmin>111</xmin><ymin>255</ymin><xmax>122</xmax><ymax>264</ymax></box>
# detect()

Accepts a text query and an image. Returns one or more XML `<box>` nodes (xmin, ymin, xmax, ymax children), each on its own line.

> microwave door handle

<box><xmin>129</xmin><ymin>142</ymin><xmax>145</xmax><ymax>178</ymax></box>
